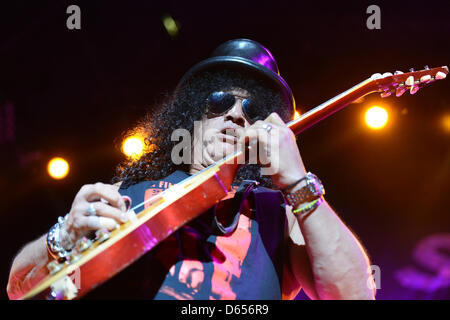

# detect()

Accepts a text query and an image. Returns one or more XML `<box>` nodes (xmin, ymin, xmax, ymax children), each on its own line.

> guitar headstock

<box><xmin>369</xmin><ymin>65</ymin><xmax>448</xmax><ymax>98</ymax></box>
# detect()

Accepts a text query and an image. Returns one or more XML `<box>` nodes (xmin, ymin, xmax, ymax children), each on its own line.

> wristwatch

<box><xmin>283</xmin><ymin>172</ymin><xmax>325</xmax><ymax>213</ymax></box>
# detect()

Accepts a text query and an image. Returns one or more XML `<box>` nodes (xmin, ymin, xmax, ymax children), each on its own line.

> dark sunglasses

<box><xmin>206</xmin><ymin>91</ymin><xmax>262</xmax><ymax>124</ymax></box>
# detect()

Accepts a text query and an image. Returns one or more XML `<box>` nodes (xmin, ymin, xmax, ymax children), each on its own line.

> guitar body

<box><xmin>21</xmin><ymin>158</ymin><xmax>240</xmax><ymax>300</ymax></box>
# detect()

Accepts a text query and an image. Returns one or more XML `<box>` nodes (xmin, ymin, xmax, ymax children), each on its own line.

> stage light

<box><xmin>122</xmin><ymin>135</ymin><xmax>145</xmax><ymax>159</ymax></box>
<box><xmin>47</xmin><ymin>157</ymin><xmax>69</xmax><ymax>180</ymax></box>
<box><xmin>162</xmin><ymin>14</ymin><xmax>179</xmax><ymax>37</ymax></box>
<box><xmin>442</xmin><ymin>114</ymin><xmax>450</xmax><ymax>133</ymax></box>
<box><xmin>294</xmin><ymin>111</ymin><xmax>301</xmax><ymax>120</ymax></box>
<box><xmin>365</xmin><ymin>106</ymin><xmax>388</xmax><ymax>129</ymax></box>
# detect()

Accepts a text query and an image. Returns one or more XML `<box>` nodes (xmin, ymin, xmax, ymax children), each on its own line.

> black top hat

<box><xmin>174</xmin><ymin>39</ymin><xmax>296</xmax><ymax>118</ymax></box>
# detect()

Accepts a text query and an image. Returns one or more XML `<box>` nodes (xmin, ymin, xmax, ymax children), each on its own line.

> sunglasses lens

<box><xmin>242</xmin><ymin>99</ymin><xmax>260</xmax><ymax>123</ymax></box>
<box><xmin>207</xmin><ymin>92</ymin><xmax>235</xmax><ymax>114</ymax></box>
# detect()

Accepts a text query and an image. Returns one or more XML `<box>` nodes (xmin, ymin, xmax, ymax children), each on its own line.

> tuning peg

<box><xmin>380</xmin><ymin>91</ymin><xmax>392</xmax><ymax>98</ymax></box>
<box><xmin>382</xmin><ymin>72</ymin><xmax>393</xmax><ymax>78</ymax></box>
<box><xmin>420</xmin><ymin>75</ymin><xmax>432</xmax><ymax>83</ymax></box>
<box><xmin>435</xmin><ymin>71</ymin><xmax>447</xmax><ymax>80</ymax></box>
<box><xmin>370</xmin><ymin>73</ymin><xmax>383</xmax><ymax>80</ymax></box>
<box><xmin>396</xmin><ymin>87</ymin><xmax>407</xmax><ymax>97</ymax></box>
<box><xmin>410</xmin><ymin>86</ymin><xmax>419</xmax><ymax>95</ymax></box>
<box><xmin>394</xmin><ymin>71</ymin><xmax>404</xmax><ymax>75</ymax></box>
<box><xmin>405</xmin><ymin>76</ymin><xmax>415</xmax><ymax>86</ymax></box>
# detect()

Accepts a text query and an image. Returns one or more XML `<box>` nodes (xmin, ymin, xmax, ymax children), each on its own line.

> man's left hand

<box><xmin>240</xmin><ymin>112</ymin><xmax>307</xmax><ymax>189</ymax></box>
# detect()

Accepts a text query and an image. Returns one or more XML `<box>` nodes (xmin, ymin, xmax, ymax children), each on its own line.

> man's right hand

<box><xmin>60</xmin><ymin>182</ymin><xmax>129</xmax><ymax>251</ymax></box>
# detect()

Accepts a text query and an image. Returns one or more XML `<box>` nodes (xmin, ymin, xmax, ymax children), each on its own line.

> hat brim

<box><xmin>175</xmin><ymin>56</ymin><xmax>296</xmax><ymax>116</ymax></box>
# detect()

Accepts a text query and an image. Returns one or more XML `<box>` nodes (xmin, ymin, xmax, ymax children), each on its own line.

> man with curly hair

<box><xmin>7</xmin><ymin>39</ymin><xmax>375</xmax><ymax>300</ymax></box>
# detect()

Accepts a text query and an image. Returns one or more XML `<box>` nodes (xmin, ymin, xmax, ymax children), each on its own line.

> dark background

<box><xmin>0</xmin><ymin>0</ymin><xmax>449</xmax><ymax>300</ymax></box>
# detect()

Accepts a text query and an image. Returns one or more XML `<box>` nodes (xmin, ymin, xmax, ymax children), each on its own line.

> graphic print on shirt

<box><xmin>209</xmin><ymin>214</ymin><xmax>253</xmax><ymax>299</ymax></box>
<box><xmin>144</xmin><ymin>180</ymin><xmax>174</xmax><ymax>200</ymax></box>
<box><xmin>143</xmin><ymin>181</ymin><xmax>253</xmax><ymax>299</ymax></box>
<box><xmin>121</xmin><ymin>173</ymin><xmax>283</xmax><ymax>300</ymax></box>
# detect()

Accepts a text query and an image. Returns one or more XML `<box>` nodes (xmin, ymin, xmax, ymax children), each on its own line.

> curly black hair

<box><xmin>113</xmin><ymin>69</ymin><xmax>294</xmax><ymax>189</ymax></box>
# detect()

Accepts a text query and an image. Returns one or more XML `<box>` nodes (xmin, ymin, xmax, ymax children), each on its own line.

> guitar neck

<box><xmin>287</xmin><ymin>65</ymin><xmax>448</xmax><ymax>135</ymax></box>
<box><xmin>287</xmin><ymin>78</ymin><xmax>375</xmax><ymax>135</ymax></box>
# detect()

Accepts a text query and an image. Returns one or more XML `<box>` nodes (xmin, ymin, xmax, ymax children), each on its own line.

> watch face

<box><xmin>306</xmin><ymin>173</ymin><xmax>325</xmax><ymax>197</ymax></box>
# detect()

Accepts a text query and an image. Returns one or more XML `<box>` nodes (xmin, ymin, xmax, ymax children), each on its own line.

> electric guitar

<box><xmin>16</xmin><ymin>65</ymin><xmax>448</xmax><ymax>300</ymax></box>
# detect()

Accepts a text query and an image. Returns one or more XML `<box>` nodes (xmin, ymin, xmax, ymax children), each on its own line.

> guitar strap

<box><xmin>211</xmin><ymin>180</ymin><xmax>258</xmax><ymax>236</ymax></box>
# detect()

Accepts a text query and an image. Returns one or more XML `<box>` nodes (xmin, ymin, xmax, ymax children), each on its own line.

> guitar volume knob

<box><xmin>66</xmin><ymin>252</ymin><xmax>81</xmax><ymax>264</ymax></box>
<box><xmin>95</xmin><ymin>228</ymin><xmax>110</xmax><ymax>243</ymax></box>
<box><xmin>75</xmin><ymin>237</ymin><xmax>92</xmax><ymax>253</ymax></box>
<box><xmin>47</xmin><ymin>260</ymin><xmax>63</xmax><ymax>275</ymax></box>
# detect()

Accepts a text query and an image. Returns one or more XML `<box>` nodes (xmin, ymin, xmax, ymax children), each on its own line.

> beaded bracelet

<box><xmin>292</xmin><ymin>197</ymin><xmax>324</xmax><ymax>217</ymax></box>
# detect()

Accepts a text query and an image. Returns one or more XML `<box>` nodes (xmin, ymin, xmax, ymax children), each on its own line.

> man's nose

<box><xmin>224</xmin><ymin>101</ymin><xmax>246</xmax><ymax>127</ymax></box>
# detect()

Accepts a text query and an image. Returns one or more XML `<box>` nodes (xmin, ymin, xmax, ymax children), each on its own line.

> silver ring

<box><xmin>87</xmin><ymin>203</ymin><xmax>97</xmax><ymax>216</ymax></box>
<box><xmin>262</xmin><ymin>123</ymin><xmax>273</xmax><ymax>133</ymax></box>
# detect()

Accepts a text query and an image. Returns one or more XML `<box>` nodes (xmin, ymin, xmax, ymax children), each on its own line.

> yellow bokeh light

<box><xmin>162</xmin><ymin>14</ymin><xmax>179</xmax><ymax>37</ymax></box>
<box><xmin>122</xmin><ymin>135</ymin><xmax>145</xmax><ymax>159</ymax></box>
<box><xmin>365</xmin><ymin>106</ymin><xmax>388</xmax><ymax>129</ymax></box>
<box><xmin>48</xmin><ymin>157</ymin><xmax>69</xmax><ymax>180</ymax></box>
<box><xmin>442</xmin><ymin>114</ymin><xmax>450</xmax><ymax>133</ymax></box>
